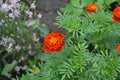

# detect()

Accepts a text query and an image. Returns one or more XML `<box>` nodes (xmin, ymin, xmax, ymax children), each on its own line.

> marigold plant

<box><xmin>44</xmin><ymin>32</ymin><xmax>65</xmax><ymax>52</ymax></box>
<box><xmin>112</xmin><ymin>6</ymin><xmax>120</xmax><ymax>22</ymax></box>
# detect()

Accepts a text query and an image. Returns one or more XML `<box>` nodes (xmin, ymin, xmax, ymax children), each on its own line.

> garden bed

<box><xmin>1</xmin><ymin>0</ymin><xmax>120</xmax><ymax>80</ymax></box>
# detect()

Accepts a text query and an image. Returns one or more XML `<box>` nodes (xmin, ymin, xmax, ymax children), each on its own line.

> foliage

<box><xmin>1</xmin><ymin>0</ymin><xmax>120</xmax><ymax>80</ymax></box>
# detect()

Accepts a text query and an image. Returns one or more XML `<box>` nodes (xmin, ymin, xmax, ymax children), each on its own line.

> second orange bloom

<box><xmin>112</xmin><ymin>7</ymin><xmax>120</xmax><ymax>22</ymax></box>
<box><xmin>86</xmin><ymin>4</ymin><xmax>97</xmax><ymax>13</ymax></box>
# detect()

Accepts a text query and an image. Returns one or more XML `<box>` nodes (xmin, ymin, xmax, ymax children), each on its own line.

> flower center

<box><xmin>33</xmin><ymin>67</ymin><xmax>39</xmax><ymax>73</ymax></box>
<box><xmin>91</xmin><ymin>6</ymin><xmax>96</xmax><ymax>10</ymax></box>
<box><xmin>50</xmin><ymin>37</ymin><xmax>57</xmax><ymax>44</ymax></box>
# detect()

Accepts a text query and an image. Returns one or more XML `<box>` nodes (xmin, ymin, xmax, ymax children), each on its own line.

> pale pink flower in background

<box><xmin>0</xmin><ymin>37</ymin><xmax>15</xmax><ymax>52</ymax></box>
<box><xmin>37</xmin><ymin>13</ymin><xmax>42</xmax><ymax>19</ymax></box>
<box><xmin>25</xmin><ymin>10</ymin><xmax>33</xmax><ymax>18</ymax></box>
<box><xmin>1</xmin><ymin>37</ymin><xmax>15</xmax><ymax>47</ymax></box>
<box><xmin>21</xmin><ymin>65</ymin><xmax>27</xmax><ymax>70</ymax></box>
<box><xmin>9</xmin><ymin>0</ymin><xmax>20</xmax><ymax>4</ymax></box>
<box><xmin>8</xmin><ymin>3</ymin><xmax>20</xmax><ymax>12</ymax></box>
<box><xmin>28</xmin><ymin>11</ymin><xmax>33</xmax><ymax>18</ymax></box>
<box><xmin>13</xmin><ymin>9</ymin><xmax>20</xmax><ymax>17</ymax></box>
<box><xmin>6</xmin><ymin>43</ymin><xmax>13</xmax><ymax>52</ymax></box>
<box><xmin>25</xmin><ymin>21</ymin><xmax>35</xmax><ymax>27</ymax></box>
<box><xmin>9</xmin><ymin>13</ymin><xmax>15</xmax><ymax>18</ymax></box>
<box><xmin>15</xmin><ymin>65</ymin><xmax>27</xmax><ymax>72</ymax></box>
<box><xmin>8</xmin><ymin>43</ymin><xmax>13</xmax><ymax>49</ymax></box>
<box><xmin>9</xmin><ymin>3</ymin><xmax>20</xmax><ymax>9</ymax></box>
<box><xmin>31</xmin><ymin>3</ymin><xmax>36</xmax><ymax>9</ymax></box>
<box><xmin>15</xmin><ymin>66</ymin><xmax>21</xmax><ymax>72</ymax></box>
<box><xmin>1</xmin><ymin>3</ymin><xmax>9</xmax><ymax>12</ymax></box>
<box><xmin>15</xmin><ymin>45</ymin><xmax>21</xmax><ymax>52</ymax></box>
<box><xmin>6</xmin><ymin>48</ymin><xmax>13</xmax><ymax>52</ymax></box>
<box><xmin>32</xmin><ymin>33</ymin><xmax>39</xmax><ymax>42</ymax></box>
<box><xmin>7</xmin><ymin>4</ymin><xmax>14</xmax><ymax>11</ymax></box>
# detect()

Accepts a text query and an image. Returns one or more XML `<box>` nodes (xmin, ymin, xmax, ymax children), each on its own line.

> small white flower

<box><xmin>6</xmin><ymin>47</ymin><xmax>13</xmax><ymax>52</ymax></box>
<box><xmin>13</xmin><ymin>9</ymin><xmax>20</xmax><ymax>17</ymax></box>
<box><xmin>21</xmin><ymin>65</ymin><xmax>27</xmax><ymax>70</ymax></box>
<box><xmin>25</xmin><ymin>10</ymin><xmax>33</xmax><ymax>18</ymax></box>
<box><xmin>1</xmin><ymin>37</ymin><xmax>15</xmax><ymax>52</ymax></box>
<box><xmin>25</xmin><ymin>21</ymin><xmax>35</xmax><ymax>27</ymax></box>
<box><xmin>32</xmin><ymin>33</ymin><xmax>39</xmax><ymax>42</ymax></box>
<box><xmin>31</xmin><ymin>3</ymin><xmax>36</xmax><ymax>9</ymax></box>
<box><xmin>1</xmin><ymin>3</ymin><xmax>9</xmax><ymax>12</ymax></box>
<box><xmin>9</xmin><ymin>0</ymin><xmax>20</xmax><ymax>4</ymax></box>
<box><xmin>37</xmin><ymin>13</ymin><xmax>42</xmax><ymax>19</ymax></box>
<box><xmin>15</xmin><ymin>66</ymin><xmax>21</xmax><ymax>72</ymax></box>
<box><xmin>8</xmin><ymin>43</ymin><xmax>13</xmax><ymax>49</ymax></box>
<box><xmin>15</xmin><ymin>45</ymin><xmax>21</xmax><ymax>52</ymax></box>
<box><xmin>9</xmin><ymin>13</ymin><xmax>15</xmax><ymax>19</ymax></box>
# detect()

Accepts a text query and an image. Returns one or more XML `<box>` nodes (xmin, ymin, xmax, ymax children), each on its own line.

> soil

<box><xmin>36</xmin><ymin>0</ymin><xmax>70</xmax><ymax>33</ymax></box>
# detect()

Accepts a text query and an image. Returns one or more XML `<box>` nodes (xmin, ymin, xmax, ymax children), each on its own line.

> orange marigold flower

<box><xmin>86</xmin><ymin>4</ymin><xmax>97</xmax><ymax>13</ymax></box>
<box><xmin>44</xmin><ymin>32</ymin><xmax>65</xmax><ymax>53</ymax></box>
<box><xmin>116</xmin><ymin>44</ymin><xmax>120</xmax><ymax>54</ymax></box>
<box><xmin>112</xmin><ymin>7</ymin><xmax>120</xmax><ymax>22</ymax></box>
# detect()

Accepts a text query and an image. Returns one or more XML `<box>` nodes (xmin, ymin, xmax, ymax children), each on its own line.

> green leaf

<box><xmin>104</xmin><ymin>0</ymin><xmax>117</xmax><ymax>5</ymax></box>
<box><xmin>1</xmin><ymin>63</ymin><xmax>16</xmax><ymax>77</ymax></box>
<box><xmin>71</xmin><ymin>0</ymin><xmax>80</xmax><ymax>8</ymax></box>
<box><xmin>81</xmin><ymin>0</ymin><xmax>94</xmax><ymax>6</ymax></box>
<box><xmin>61</xmin><ymin>3</ymin><xmax>84</xmax><ymax>16</ymax></box>
<box><xmin>39</xmin><ymin>24</ymin><xmax>49</xmax><ymax>37</ymax></box>
<box><xmin>0</xmin><ymin>47</ymin><xmax>5</xmax><ymax>54</ymax></box>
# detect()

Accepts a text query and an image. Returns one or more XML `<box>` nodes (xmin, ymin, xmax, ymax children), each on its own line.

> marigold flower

<box><xmin>112</xmin><ymin>7</ymin><xmax>120</xmax><ymax>22</ymax></box>
<box><xmin>44</xmin><ymin>32</ymin><xmax>65</xmax><ymax>53</ymax></box>
<box><xmin>116</xmin><ymin>44</ymin><xmax>120</xmax><ymax>54</ymax></box>
<box><xmin>32</xmin><ymin>67</ymin><xmax>39</xmax><ymax>73</ymax></box>
<box><xmin>86</xmin><ymin>4</ymin><xmax>97</xmax><ymax>13</ymax></box>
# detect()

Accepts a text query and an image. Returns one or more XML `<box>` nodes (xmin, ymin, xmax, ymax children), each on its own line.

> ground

<box><xmin>36</xmin><ymin>0</ymin><xmax>69</xmax><ymax>33</ymax></box>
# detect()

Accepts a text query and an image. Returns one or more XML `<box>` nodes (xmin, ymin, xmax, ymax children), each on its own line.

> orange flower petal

<box><xmin>116</xmin><ymin>44</ymin><xmax>120</xmax><ymax>54</ymax></box>
<box><xmin>112</xmin><ymin>7</ymin><xmax>120</xmax><ymax>22</ymax></box>
<box><xmin>113</xmin><ymin>15</ymin><xmax>120</xmax><ymax>22</ymax></box>
<box><xmin>86</xmin><ymin>4</ymin><xmax>97</xmax><ymax>13</ymax></box>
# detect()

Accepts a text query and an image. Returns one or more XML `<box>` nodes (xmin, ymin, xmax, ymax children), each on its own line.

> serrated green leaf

<box><xmin>71</xmin><ymin>0</ymin><xmax>80</xmax><ymax>7</ymax></box>
<box><xmin>81</xmin><ymin>0</ymin><xmax>94</xmax><ymax>6</ymax></box>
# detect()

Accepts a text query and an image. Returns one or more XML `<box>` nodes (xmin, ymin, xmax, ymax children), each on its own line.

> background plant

<box><xmin>0</xmin><ymin>0</ymin><xmax>49</xmax><ymax>79</ymax></box>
